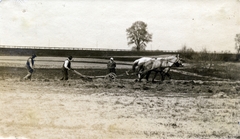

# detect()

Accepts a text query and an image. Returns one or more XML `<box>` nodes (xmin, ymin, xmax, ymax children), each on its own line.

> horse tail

<box><xmin>132</xmin><ymin>60</ymin><xmax>139</xmax><ymax>72</ymax></box>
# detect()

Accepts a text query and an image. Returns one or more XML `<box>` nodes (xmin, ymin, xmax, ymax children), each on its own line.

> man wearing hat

<box><xmin>107</xmin><ymin>57</ymin><xmax>116</xmax><ymax>74</ymax></box>
<box><xmin>61</xmin><ymin>56</ymin><xmax>73</xmax><ymax>80</ymax></box>
<box><xmin>23</xmin><ymin>54</ymin><xmax>37</xmax><ymax>80</ymax></box>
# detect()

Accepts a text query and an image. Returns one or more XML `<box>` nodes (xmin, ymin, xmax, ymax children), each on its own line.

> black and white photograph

<box><xmin>0</xmin><ymin>0</ymin><xmax>240</xmax><ymax>138</ymax></box>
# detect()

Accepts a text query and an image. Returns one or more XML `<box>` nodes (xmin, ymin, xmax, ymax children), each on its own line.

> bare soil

<box><xmin>0</xmin><ymin>57</ymin><xmax>240</xmax><ymax>139</ymax></box>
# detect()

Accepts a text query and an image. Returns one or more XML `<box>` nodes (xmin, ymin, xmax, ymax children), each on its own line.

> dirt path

<box><xmin>0</xmin><ymin>79</ymin><xmax>240</xmax><ymax>139</ymax></box>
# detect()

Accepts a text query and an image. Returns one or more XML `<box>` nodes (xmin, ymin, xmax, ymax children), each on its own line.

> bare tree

<box><xmin>126</xmin><ymin>21</ymin><xmax>152</xmax><ymax>51</ymax></box>
<box><xmin>178</xmin><ymin>44</ymin><xmax>195</xmax><ymax>59</ymax></box>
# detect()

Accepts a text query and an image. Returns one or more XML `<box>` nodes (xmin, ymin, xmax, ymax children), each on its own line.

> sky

<box><xmin>0</xmin><ymin>0</ymin><xmax>240</xmax><ymax>52</ymax></box>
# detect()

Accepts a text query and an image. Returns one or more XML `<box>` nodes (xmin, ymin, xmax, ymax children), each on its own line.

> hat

<box><xmin>32</xmin><ymin>54</ymin><xmax>37</xmax><ymax>58</ymax></box>
<box><xmin>68</xmin><ymin>56</ymin><xmax>73</xmax><ymax>60</ymax></box>
<box><xmin>110</xmin><ymin>57</ymin><xmax>114</xmax><ymax>60</ymax></box>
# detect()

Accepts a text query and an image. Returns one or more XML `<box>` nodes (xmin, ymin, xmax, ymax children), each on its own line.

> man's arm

<box><xmin>64</xmin><ymin>60</ymin><xmax>71</xmax><ymax>70</ymax></box>
<box><xmin>29</xmin><ymin>59</ymin><xmax>34</xmax><ymax>69</ymax></box>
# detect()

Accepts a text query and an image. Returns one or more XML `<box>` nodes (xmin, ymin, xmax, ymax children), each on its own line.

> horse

<box><xmin>126</xmin><ymin>55</ymin><xmax>182</xmax><ymax>82</ymax></box>
<box><xmin>145</xmin><ymin>55</ymin><xmax>183</xmax><ymax>82</ymax></box>
<box><xmin>129</xmin><ymin>57</ymin><xmax>155</xmax><ymax>79</ymax></box>
<box><xmin>137</xmin><ymin>55</ymin><xmax>182</xmax><ymax>82</ymax></box>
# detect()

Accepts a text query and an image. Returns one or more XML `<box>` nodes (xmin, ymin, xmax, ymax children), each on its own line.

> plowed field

<box><xmin>0</xmin><ymin>56</ymin><xmax>240</xmax><ymax>139</ymax></box>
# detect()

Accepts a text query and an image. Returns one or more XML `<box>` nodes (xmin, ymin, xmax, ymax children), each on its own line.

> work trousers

<box><xmin>23</xmin><ymin>69</ymin><xmax>33</xmax><ymax>80</ymax></box>
<box><xmin>61</xmin><ymin>68</ymin><xmax>69</xmax><ymax>80</ymax></box>
<box><xmin>108</xmin><ymin>68</ymin><xmax>116</xmax><ymax>74</ymax></box>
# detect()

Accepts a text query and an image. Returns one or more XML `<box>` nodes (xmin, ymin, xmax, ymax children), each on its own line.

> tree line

<box><xmin>126</xmin><ymin>21</ymin><xmax>240</xmax><ymax>57</ymax></box>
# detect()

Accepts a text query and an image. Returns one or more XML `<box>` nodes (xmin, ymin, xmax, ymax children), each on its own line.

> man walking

<box><xmin>61</xmin><ymin>56</ymin><xmax>73</xmax><ymax>80</ymax></box>
<box><xmin>23</xmin><ymin>54</ymin><xmax>37</xmax><ymax>80</ymax></box>
<box><xmin>107</xmin><ymin>57</ymin><xmax>116</xmax><ymax>74</ymax></box>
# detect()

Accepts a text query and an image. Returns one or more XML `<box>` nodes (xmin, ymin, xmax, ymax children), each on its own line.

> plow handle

<box><xmin>73</xmin><ymin>70</ymin><xmax>86</xmax><ymax>78</ymax></box>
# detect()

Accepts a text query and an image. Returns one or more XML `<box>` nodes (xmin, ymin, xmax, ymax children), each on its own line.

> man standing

<box><xmin>23</xmin><ymin>54</ymin><xmax>37</xmax><ymax>80</ymax></box>
<box><xmin>61</xmin><ymin>56</ymin><xmax>73</xmax><ymax>80</ymax></box>
<box><xmin>107</xmin><ymin>57</ymin><xmax>116</xmax><ymax>74</ymax></box>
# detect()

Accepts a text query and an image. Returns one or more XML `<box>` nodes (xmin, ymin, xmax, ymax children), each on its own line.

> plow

<box><xmin>72</xmin><ymin>70</ymin><xmax>118</xmax><ymax>81</ymax></box>
<box><xmin>72</xmin><ymin>69</ymin><xmax>136</xmax><ymax>81</ymax></box>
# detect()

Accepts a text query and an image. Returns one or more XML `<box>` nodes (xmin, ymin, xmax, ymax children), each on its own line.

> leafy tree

<box><xmin>235</xmin><ymin>34</ymin><xmax>240</xmax><ymax>53</ymax></box>
<box><xmin>126</xmin><ymin>21</ymin><xmax>152</xmax><ymax>51</ymax></box>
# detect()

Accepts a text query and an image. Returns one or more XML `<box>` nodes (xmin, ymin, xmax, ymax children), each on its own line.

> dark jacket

<box><xmin>107</xmin><ymin>60</ymin><xmax>116</xmax><ymax>69</ymax></box>
<box><xmin>26</xmin><ymin>57</ymin><xmax>34</xmax><ymax>73</ymax></box>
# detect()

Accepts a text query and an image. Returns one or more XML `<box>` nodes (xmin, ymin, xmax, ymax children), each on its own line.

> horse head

<box><xmin>173</xmin><ymin>58</ymin><xmax>184</xmax><ymax>67</ymax></box>
<box><xmin>173</xmin><ymin>54</ymin><xmax>183</xmax><ymax>67</ymax></box>
<box><xmin>166</xmin><ymin>54</ymin><xmax>182</xmax><ymax>67</ymax></box>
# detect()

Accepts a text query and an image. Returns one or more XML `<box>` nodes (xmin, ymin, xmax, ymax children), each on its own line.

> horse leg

<box><xmin>136</xmin><ymin>67</ymin><xmax>144</xmax><ymax>82</ymax></box>
<box><xmin>137</xmin><ymin>73</ymin><xmax>145</xmax><ymax>82</ymax></box>
<box><xmin>137</xmin><ymin>73</ymin><xmax>142</xmax><ymax>81</ymax></box>
<box><xmin>156</xmin><ymin>71</ymin><xmax>164</xmax><ymax>84</ymax></box>
<box><xmin>151</xmin><ymin>71</ymin><xmax>158</xmax><ymax>83</ymax></box>
<box><xmin>166</xmin><ymin>72</ymin><xmax>171</xmax><ymax>80</ymax></box>
<box><xmin>139</xmin><ymin>71</ymin><xmax>146</xmax><ymax>82</ymax></box>
<box><xmin>162</xmin><ymin>74</ymin><xmax>165</xmax><ymax>81</ymax></box>
<box><xmin>139</xmin><ymin>69</ymin><xmax>151</xmax><ymax>82</ymax></box>
<box><xmin>145</xmin><ymin>70</ymin><xmax>152</xmax><ymax>82</ymax></box>
<box><xmin>160</xmin><ymin>70</ymin><xmax>165</xmax><ymax>81</ymax></box>
<box><xmin>165</xmin><ymin>68</ymin><xmax>171</xmax><ymax>80</ymax></box>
